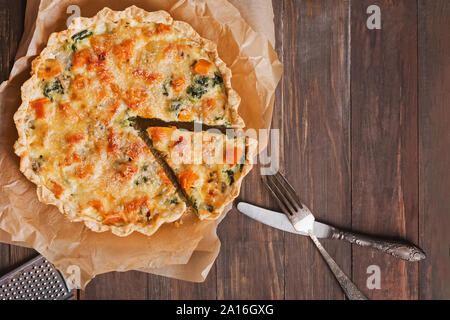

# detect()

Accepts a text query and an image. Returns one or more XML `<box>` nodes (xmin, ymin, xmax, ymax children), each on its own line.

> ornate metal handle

<box><xmin>331</xmin><ymin>229</ymin><xmax>426</xmax><ymax>262</ymax></box>
<box><xmin>309</xmin><ymin>231</ymin><xmax>368</xmax><ymax>300</ymax></box>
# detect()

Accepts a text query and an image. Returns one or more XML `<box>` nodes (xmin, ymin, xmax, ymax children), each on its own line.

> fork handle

<box><xmin>331</xmin><ymin>229</ymin><xmax>426</xmax><ymax>262</ymax></box>
<box><xmin>309</xmin><ymin>232</ymin><xmax>368</xmax><ymax>300</ymax></box>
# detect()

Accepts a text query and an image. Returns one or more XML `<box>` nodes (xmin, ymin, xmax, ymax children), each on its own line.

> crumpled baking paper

<box><xmin>0</xmin><ymin>0</ymin><xmax>282</xmax><ymax>288</ymax></box>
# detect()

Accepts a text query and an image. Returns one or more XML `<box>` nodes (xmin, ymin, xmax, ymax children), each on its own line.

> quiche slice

<box><xmin>147</xmin><ymin>127</ymin><xmax>257</xmax><ymax>220</ymax></box>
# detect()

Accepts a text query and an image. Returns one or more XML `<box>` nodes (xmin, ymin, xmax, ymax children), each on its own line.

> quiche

<box><xmin>14</xmin><ymin>6</ymin><xmax>253</xmax><ymax>237</ymax></box>
<box><xmin>148</xmin><ymin>127</ymin><xmax>256</xmax><ymax>220</ymax></box>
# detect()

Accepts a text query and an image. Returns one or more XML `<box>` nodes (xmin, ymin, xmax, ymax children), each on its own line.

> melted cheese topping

<box><xmin>148</xmin><ymin>127</ymin><xmax>249</xmax><ymax>219</ymax></box>
<box><xmin>60</xmin><ymin>20</ymin><xmax>232</xmax><ymax>126</ymax></box>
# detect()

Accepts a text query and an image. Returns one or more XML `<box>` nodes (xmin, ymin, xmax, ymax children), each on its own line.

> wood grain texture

<box><xmin>83</xmin><ymin>271</ymin><xmax>147</xmax><ymax>300</ymax></box>
<box><xmin>281</xmin><ymin>0</ymin><xmax>351</xmax><ymax>300</ymax></box>
<box><xmin>418</xmin><ymin>0</ymin><xmax>450</xmax><ymax>300</ymax></box>
<box><xmin>351</xmin><ymin>0</ymin><xmax>419</xmax><ymax>299</ymax></box>
<box><xmin>0</xmin><ymin>0</ymin><xmax>26</xmax><ymax>80</ymax></box>
<box><xmin>147</xmin><ymin>267</ymin><xmax>217</xmax><ymax>299</ymax></box>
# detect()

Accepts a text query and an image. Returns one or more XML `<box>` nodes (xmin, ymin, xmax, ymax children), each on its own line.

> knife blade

<box><xmin>237</xmin><ymin>202</ymin><xmax>333</xmax><ymax>238</ymax></box>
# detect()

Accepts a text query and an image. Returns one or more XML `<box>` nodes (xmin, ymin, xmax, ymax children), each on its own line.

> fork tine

<box><xmin>273</xmin><ymin>171</ymin><xmax>303</xmax><ymax>209</ymax></box>
<box><xmin>268</xmin><ymin>174</ymin><xmax>299</xmax><ymax>211</ymax></box>
<box><xmin>262</xmin><ymin>175</ymin><xmax>296</xmax><ymax>216</ymax></box>
<box><xmin>261</xmin><ymin>176</ymin><xmax>293</xmax><ymax>216</ymax></box>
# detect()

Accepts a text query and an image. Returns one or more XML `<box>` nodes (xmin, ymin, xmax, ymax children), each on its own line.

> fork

<box><xmin>262</xmin><ymin>172</ymin><xmax>368</xmax><ymax>300</ymax></box>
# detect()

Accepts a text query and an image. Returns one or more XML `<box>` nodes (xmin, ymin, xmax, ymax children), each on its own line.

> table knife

<box><xmin>260</xmin><ymin>173</ymin><xmax>368</xmax><ymax>300</ymax></box>
<box><xmin>237</xmin><ymin>202</ymin><xmax>426</xmax><ymax>262</ymax></box>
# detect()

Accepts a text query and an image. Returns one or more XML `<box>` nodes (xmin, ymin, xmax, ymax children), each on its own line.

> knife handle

<box><xmin>309</xmin><ymin>232</ymin><xmax>368</xmax><ymax>300</ymax></box>
<box><xmin>331</xmin><ymin>229</ymin><xmax>426</xmax><ymax>262</ymax></box>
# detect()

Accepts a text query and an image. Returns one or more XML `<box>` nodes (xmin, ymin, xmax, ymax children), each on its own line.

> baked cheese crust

<box><xmin>148</xmin><ymin>127</ymin><xmax>256</xmax><ymax>220</ymax></box>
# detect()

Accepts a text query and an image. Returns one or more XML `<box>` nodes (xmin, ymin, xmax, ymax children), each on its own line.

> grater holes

<box><xmin>0</xmin><ymin>257</ymin><xmax>71</xmax><ymax>300</ymax></box>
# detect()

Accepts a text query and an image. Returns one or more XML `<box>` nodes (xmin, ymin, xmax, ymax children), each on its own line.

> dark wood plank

<box><xmin>282</xmin><ymin>0</ymin><xmax>351</xmax><ymax>300</ymax></box>
<box><xmin>215</xmin><ymin>0</ymin><xmax>285</xmax><ymax>300</ymax></box>
<box><xmin>147</xmin><ymin>267</ymin><xmax>217</xmax><ymax>299</ymax></box>
<box><xmin>418</xmin><ymin>0</ymin><xmax>450</xmax><ymax>300</ymax></box>
<box><xmin>0</xmin><ymin>0</ymin><xmax>26</xmax><ymax>81</ymax></box>
<box><xmin>351</xmin><ymin>0</ymin><xmax>419</xmax><ymax>299</ymax></box>
<box><xmin>83</xmin><ymin>271</ymin><xmax>147</xmax><ymax>300</ymax></box>
<box><xmin>8</xmin><ymin>246</ymin><xmax>37</xmax><ymax>268</ymax></box>
<box><xmin>0</xmin><ymin>243</ymin><xmax>9</xmax><ymax>274</ymax></box>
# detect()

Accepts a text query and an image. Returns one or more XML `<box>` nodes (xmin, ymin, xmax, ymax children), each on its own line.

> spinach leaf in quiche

<box><xmin>212</xmin><ymin>72</ymin><xmax>223</xmax><ymax>86</ymax></box>
<box><xmin>194</xmin><ymin>75</ymin><xmax>209</xmax><ymax>87</ymax></box>
<box><xmin>43</xmin><ymin>79</ymin><xmax>64</xmax><ymax>102</ymax></box>
<box><xmin>70</xmin><ymin>30</ymin><xmax>93</xmax><ymax>51</ymax></box>
<box><xmin>224</xmin><ymin>169</ymin><xmax>235</xmax><ymax>186</ymax></box>
<box><xmin>169</xmin><ymin>99</ymin><xmax>182</xmax><ymax>112</ymax></box>
<box><xmin>186</xmin><ymin>85</ymin><xmax>207</xmax><ymax>100</ymax></box>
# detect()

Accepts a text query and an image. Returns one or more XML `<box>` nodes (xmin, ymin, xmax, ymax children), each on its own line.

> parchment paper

<box><xmin>0</xmin><ymin>0</ymin><xmax>282</xmax><ymax>288</ymax></box>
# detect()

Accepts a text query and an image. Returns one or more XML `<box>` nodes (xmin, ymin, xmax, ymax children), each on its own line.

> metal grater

<box><xmin>0</xmin><ymin>255</ymin><xmax>74</xmax><ymax>300</ymax></box>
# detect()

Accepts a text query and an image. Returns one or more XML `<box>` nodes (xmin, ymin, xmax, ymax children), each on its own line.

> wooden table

<box><xmin>1</xmin><ymin>0</ymin><xmax>449</xmax><ymax>300</ymax></box>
